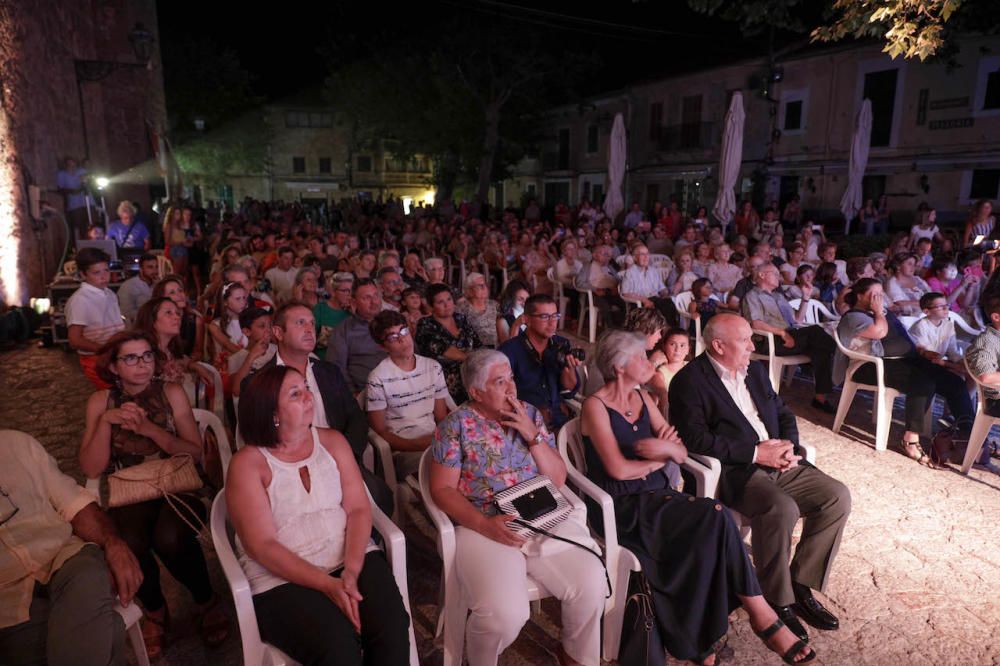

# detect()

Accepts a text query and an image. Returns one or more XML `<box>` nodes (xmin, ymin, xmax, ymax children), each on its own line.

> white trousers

<box><xmin>454</xmin><ymin>526</ymin><xmax>604</xmax><ymax>666</ymax></box>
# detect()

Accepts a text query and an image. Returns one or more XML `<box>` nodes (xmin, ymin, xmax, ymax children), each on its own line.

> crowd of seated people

<box><xmin>16</xmin><ymin>191</ymin><xmax>1000</xmax><ymax>664</ymax></box>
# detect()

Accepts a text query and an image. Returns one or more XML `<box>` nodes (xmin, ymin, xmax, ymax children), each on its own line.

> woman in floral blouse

<box><xmin>427</xmin><ymin>350</ymin><xmax>604</xmax><ymax>666</ymax></box>
<box><xmin>416</xmin><ymin>283</ymin><xmax>483</xmax><ymax>403</ymax></box>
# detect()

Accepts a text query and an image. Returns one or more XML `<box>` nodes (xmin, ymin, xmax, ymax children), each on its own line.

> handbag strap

<box><xmin>510</xmin><ymin>518</ymin><xmax>612</xmax><ymax>598</ymax></box>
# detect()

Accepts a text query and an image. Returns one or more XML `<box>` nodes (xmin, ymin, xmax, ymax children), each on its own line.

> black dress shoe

<box><xmin>811</xmin><ymin>398</ymin><xmax>836</xmax><ymax>414</ymax></box>
<box><xmin>769</xmin><ymin>603</ymin><xmax>809</xmax><ymax>642</ymax></box>
<box><xmin>792</xmin><ymin>590</ymin><xmax>840</xmax><ymax>631</ymax></box>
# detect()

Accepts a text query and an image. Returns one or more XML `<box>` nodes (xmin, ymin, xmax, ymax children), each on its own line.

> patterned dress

<box><xmin>415</xmin><ymin>314</ymin><xmax>482</xmax><ymax>402</ymax></box>
<box><xmin>430</xmin><ymin>402</ymin><xmax>553</xmax><ymax>513</ymax></box>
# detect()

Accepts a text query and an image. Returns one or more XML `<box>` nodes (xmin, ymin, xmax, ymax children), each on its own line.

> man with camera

<box><xmin>499</xmin><ymin>294</ymin><xmax>582</xmax><ymax>430</ymax></box>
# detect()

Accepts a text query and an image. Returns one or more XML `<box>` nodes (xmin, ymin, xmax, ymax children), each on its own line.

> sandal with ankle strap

<box><xmin>141</xmin><ymin>607</ymin><xmax>168</xmax><ymax>660</ymax></box>
<box><xmin>755</xmin><ymin>618</ymin><xmax>816</xmax><ymax>665</ymax></box>
<box><xmin>903</xmin><ymin>440</ymin><xmax>944</xmax><ymax>470</ymax></box>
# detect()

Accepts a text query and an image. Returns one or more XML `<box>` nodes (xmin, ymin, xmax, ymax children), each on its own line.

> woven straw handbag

<box><xmin>107</xmin><ymin>454</ymin><xmax>203</xmax><ymax>508</ymax></box>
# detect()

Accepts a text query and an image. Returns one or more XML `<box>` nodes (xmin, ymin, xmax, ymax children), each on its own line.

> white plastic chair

<box><xmin>749</xmin><ymin>329</ymin><xmax>810</xmax><ymax>393</ymax></box>
<box><xmin>357</xmin><ymin>392</ymin><xmax>406</xmax><ymax>525</ymax></box>
<box><xmin>962</xmin><ymin>356</ymin><xmax>1000</xmax><ymax>474</ymax></box>
<box><xmin>574</xmin><ymin>277</ymin><xmax>599</xmax><ymax>344</ymax></box>
<box><xmin>896</xmin><ymin>315</ymin><xmax>920</xmax><ymax>331</ymax></box>
<box><xmin>787</xmin><ymin>298</ymin><xmax>840</xmax><ymax>326</ymax></box>
<box><xmin>546</xmin><ymin>267</ymin><xmax>568</xmax><ymax>330</ymax></box>
<box><xmin>949</xmin><ymin>310</ymin><xmax>984</xmax><ymax>336</ymax></box>
<box><xmin>674</xmin><ymin>290</ymin><xmax>715</xmax><ymax>356</ymax></box>
<box><xmin>831</xmin><ymin>328</ymin><xmax>930</xmax><ymax>451</ymax></box>
<box><xmin>556</xmin><ymin>417</ymin><xmax>713</xmax><ymax>661</ymax></box>
<box><xmin>210</xmin><ymin>492</ymin><xmax>418</xmax><ymax>666</ymax></box>
<box><xmin>418</xmin><ymin>449</ymin><xmax>590</xmax><ymax>666</ymax></box>
<box><xmin>194</xmin><ymin>361</ymin><xmax>225</xmax><ymax>422</ymax></box>
<box><xmin>193</xmin><ymin>408</ymin><xmax>233</xmax><ymax>483</ymax></box>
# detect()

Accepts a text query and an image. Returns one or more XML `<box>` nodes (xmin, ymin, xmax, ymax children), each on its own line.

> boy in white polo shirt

<box><xmin>366</xmin><ymin>310</ymin><xmax>450</xmax><ymax>480</ymax></box>
<box><xmin>909</xmin><ymin>291</ymin><xmax>963</xmax><ymax>375</ymax></box>
<box><xmin>64</xmin><ymin>247</ymin><xmax>125</xmax><ymax>388</ymax></box>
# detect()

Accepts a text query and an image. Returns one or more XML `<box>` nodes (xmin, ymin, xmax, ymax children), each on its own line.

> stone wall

<box><xmin>0</xmin><ymin>0</ymin><xmax>166</xmax><ymax>302</ymax></box>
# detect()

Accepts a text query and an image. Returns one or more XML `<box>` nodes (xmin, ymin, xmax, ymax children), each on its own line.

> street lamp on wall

<box><xmin>74</xmin><ymin>22</ymin><xmax>156</xmax><ymax>158</ymax></box>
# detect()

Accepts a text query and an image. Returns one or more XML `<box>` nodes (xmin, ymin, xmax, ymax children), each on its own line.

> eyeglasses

<box><xmin>0</xmin><ymin>486</ymin><xmax>18</xmax><ymax>527</ymax></box>
<box><xmin>927</xmin><ymin>304</ymin><xmax>949</xmax><ymax>310</ymax></box>
<box><xmin>116</xmin><ymin>351</ymin><xmax>156</xmax><ymax>366</ymax></box>
<box><xmin>529</xmin><ymin>312</ymin><xmax>562</xmax><ymax>322</ymax></box>
<box><xmin>382</xmin><ymin>327</ymin><xmax>410</xmax><ymax>344</ymax></box>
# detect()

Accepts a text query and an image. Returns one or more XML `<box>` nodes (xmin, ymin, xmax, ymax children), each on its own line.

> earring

<box><xmin>273</xmin><ymin>418</ymin><xmax>280</xmax><ymax>427</ymax></box>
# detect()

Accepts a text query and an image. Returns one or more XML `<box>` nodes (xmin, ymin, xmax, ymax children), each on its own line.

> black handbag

<box><xmin>617</xmin><ymin>573</ymin><xmax>665</xmax><ymax>666</ymax></box>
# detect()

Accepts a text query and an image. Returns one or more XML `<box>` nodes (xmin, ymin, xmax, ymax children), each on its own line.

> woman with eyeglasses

<box><xmin>416</xmin><ymin>283</ymin><xmax>483</xmax><ymax>403</ymax></box>
<box><xmin>315</xmin><ymin>272</ymin><xmax>353</xmax><ymax>357</ymax></box>
<box><xmin>79</xmin><ymin>330</ymin><xmax>228</xmax><ymax>658</ymax></box>
<box><xmin>457</xmin><ymin>271</ymin><xmax>499</xmax><ymax>348</ymax></box>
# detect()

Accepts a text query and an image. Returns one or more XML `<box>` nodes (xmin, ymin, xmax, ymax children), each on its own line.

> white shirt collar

<box><xmin>275</xmin><ymin>350</ymin><xmax>320</xmax><ymax>367</ymax></box>
<box><xmin>706</xmin><ymin>352</ymin><xmax>746</xmax><ymax>385</ymax></box>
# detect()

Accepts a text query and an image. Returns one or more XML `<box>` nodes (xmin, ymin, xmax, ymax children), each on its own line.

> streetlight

<box><xmin>74</xmin><ymin>22</ymin><xmax>156</xmax><ymax>159</ymax></box>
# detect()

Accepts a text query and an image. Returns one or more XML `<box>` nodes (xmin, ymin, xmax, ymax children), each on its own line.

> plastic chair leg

<box><xmin>833</xmin><ymin>382</ymin><xmax>858</xmax><ymax>433</ymax></box>
<box><xmin>962</xmin><ymin>415</ymin><xmax>993</xmax><ymax>473</ymax></box>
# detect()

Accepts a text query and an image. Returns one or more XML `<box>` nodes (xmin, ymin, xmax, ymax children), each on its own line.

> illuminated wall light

<box><xmin>0</xmin><ymin>100</ymin><xmax>21</xmax><ymax>305</ymax></box>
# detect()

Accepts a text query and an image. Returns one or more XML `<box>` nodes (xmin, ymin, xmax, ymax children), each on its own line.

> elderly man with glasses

<box><xmin>498</xmin><ymin>294</ymin><xmax>582</xmax><ymax>429</ymax></box>
<box><xmin>741</xmin><ymin>263</ymin><xmax>837</xmax><ymax>412</ymax></box>
<box><xmin>620</xmin><ymin>243</ymin><xmax>680</xmax><ymax>327</ymax></box>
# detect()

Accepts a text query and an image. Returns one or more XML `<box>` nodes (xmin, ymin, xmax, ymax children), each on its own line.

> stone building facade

<box><xmin>515</xmin><ymin>35</ymin><xmax>1000</xmax><ymax>230</ymax></box>
<box><xmin>0</xmin><ymin>0</ymin><xmax>167</xmax><ymax>303</ymax></box>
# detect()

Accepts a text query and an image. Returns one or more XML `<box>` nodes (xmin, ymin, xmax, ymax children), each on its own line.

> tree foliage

<box><xmin>687</xmin><ymin>0</ymin><xmax>999</xmax><ymax>61</ymax></box>
<box><xmin>324</xmin><ymin>15</ymin><xmax>596</xmax><ymax>201</ymax></box>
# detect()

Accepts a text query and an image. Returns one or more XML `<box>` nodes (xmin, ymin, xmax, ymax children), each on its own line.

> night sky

<box><xmin>157</xmin><ymin>0</ymin><xmax>800</xmax><ymax>102</ymax></box>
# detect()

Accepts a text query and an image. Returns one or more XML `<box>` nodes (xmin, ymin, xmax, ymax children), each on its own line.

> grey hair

<box><xmin>461</xmin><ymin>349</ymin><xmax>511</xmax><ymax>394</ymax></box>
<box><xmin>463</xmin><ymin>272</ymin><xmax>486</xmax><ymax>292</ymax></box>
<box><xmin>595</xmin><ymin>330</ymin><xmax>648</xmax><ymax>381</ymax></box>
<box><xmin>332</xmin><ymin>271</ymin><xmax>354</xmax><ymax>284</ymax></box>
<box><xmin>424</xmin><ymin>257</ymin><xmax>444</xmax><ymax>270</ymax></box>
<box><xmin>294</xmin><ymin>265</ymin><xmax>320</xmax><ymax>286</ymax></box>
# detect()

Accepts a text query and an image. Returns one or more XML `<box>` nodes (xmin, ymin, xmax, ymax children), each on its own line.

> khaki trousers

<box><xmin>733</xmin><ymin>464</ymin><xmax>852</xmax><ymax>606</ymax></box>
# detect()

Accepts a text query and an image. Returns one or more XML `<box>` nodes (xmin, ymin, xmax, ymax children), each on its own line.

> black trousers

<box><xmin>108</xmin><ymin>495</ymin><xmax>213</xmax><ymax>611</ymax></box>
<box><xmin>253</xmin><ymin>551</ymin><xmax>411</xmax><ymax>666</ymax></box>
<box><xmin>593</xmin><ymin>292</ymin><xmax>627</xmax><ymax>327</ymax></box>
<box><xmin>854</xmin><ymin>355</ymin><xmax>974</xmax><ymax>434</ymax></box>
<box><xmin>756</xmin><ymin>325</ymin><xmax>835</xmax><ymax>395</ymax></box>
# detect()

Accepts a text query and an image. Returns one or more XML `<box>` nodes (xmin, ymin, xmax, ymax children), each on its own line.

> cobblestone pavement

<box><xmin>2</xmin><ymin>341</ymin><xmax>998</xmax><ymax>665</ymax></box>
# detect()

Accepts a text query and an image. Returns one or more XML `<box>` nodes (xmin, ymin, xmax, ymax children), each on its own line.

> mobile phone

<box><xmin>812</xmin><ymin>224</ymin><xmax>822</xmax><ymax>231</ymax></box>
<box><xmin>974</xmin><ymin>235</ymin><xmax>986</xmax><ymax>246</ymax></box>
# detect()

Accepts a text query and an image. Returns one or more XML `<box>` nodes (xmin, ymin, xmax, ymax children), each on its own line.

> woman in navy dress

<box><xmin>581</xmin><ymin>330</ymin><xmax>815</xmax><ymax>665</ymax></box>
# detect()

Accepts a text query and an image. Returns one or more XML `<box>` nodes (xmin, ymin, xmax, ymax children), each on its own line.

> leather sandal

<box><xmin>903</xmin><ymin>440</ymin><xmax>944</xmax><ymax>470</ymax></box>
<box><xmin>141</xmin><ymin>607</ymin><xmax>168</xmax><ymax>660</ymax></box>
<box><xmin>755</xmin><ymin>618</ymin><xmax>816</xmax><ymax>665</ymax></box>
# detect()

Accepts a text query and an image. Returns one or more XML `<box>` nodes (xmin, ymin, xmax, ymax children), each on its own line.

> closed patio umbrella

<box><xmin>840</xmin><ymin>99</ymin><xmax>873</xmax><ymax>234</ymax></box>
<box><xmin>603</xmin><ymin>112</ymin><xmax>626</xmax><ymax>222</ymax></box>
<box><xmin>712</xmin><ymin>92</ymin><xmax>745</xmax><ymax>230</ymax></box>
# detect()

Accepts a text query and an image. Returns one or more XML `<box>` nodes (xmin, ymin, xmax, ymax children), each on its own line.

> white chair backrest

<box><xmin>194</xmin><ymin>361</ymin><xmax>224</xmax><ymax>419</ymax></box>
<box><xmin>897</xmin><ymin>315</ymin><xmax>920</xmax><ymax>331</ymax></box>
<box><xmin>673</xmin><ymin>291</ymin><xmax>695</xmax><ymax>328</ymax></box>
<box><xmin>193</xmin><ymin>408</ymin><xmax>232</xmax><ymax>483</ymax></box>
<box><xmin>556</xmin><ymin>417</ymin><xmax>587</xmax><ymax>474</ymax></box>
<box><xmin>948</xmin><ymin>310</ymin><xmax>983</xmax><ymax>335</ymax></box>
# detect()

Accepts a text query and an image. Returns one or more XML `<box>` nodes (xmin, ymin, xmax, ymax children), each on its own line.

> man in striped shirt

<box><xmin>64</xmin><ymin>247</ymin><xmax>125</xmax><ymax>388</ymax></box>
<box><xmin>965</xmin><ymin>291</ymin><xmax>1000</xmax><ymax>417</ymax></box>
<box><xmin>366</xmin><ymin>310</ymin><xmax>450</xmax><ymax>480</ymax></box>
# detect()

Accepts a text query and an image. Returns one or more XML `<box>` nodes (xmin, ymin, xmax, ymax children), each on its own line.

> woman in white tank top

<box><xmin>226</xmin><ymin>365</ymin><xmax>410</xmax><ymax>665</ymax></box>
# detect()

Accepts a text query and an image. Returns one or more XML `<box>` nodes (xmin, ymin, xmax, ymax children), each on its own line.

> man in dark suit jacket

<box><xmin>240</xmin><ymin>302</ymin><xmax>393</xmax><ymax>516</ymax></box>
<box><xmin>669</xmin><ymin>313</ymin><xmax>851</xmax><ymax>642</ymax></box>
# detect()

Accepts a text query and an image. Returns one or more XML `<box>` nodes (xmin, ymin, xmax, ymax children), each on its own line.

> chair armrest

<box><xmin>371</xmin><ymin>498</ymin><xmax>410</xmax><ymax>602</ymax></box>
<box><xmin>752</xmin><ymin>328</ymin><xmax>776</xmax><ymax>356</ymax></box>
<box><xmin>686</xmin><ymin>453</ymin><xmax>722</xmax><ymax>499</ymax></box>
<box><xmin>679</xmin><ymin>455</ymin><xmax>713</xmax><ymax>499</ymax></box>
<box><xmin>85</xmin><ymin>477</ymin><xmax>100</xmax><ymax>503</ymax></box>
<box><xmin>209</xmin><ymin>495</ymin><xmax>265</xmax><ymax>665</ymax></box>
<box><xmin>368</xmin><ymin>429</ymin><xmax>398</xmax><ymax>490</ymax></box>
<box><xmin>800</xmin><ymin>441</ymin><xmax>817</xmax><ymax>465</ymax></box>
<box><xmin>562</xmin><ymin>462</ymin><xmax>622</xmax><ymax>556</ymax></box>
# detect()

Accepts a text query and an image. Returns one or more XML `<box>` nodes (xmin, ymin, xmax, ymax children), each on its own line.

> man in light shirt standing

<box><xmin>116</xmin><ymin>253</ymin><xmax>158</xmax><ymax>325</ymax></box>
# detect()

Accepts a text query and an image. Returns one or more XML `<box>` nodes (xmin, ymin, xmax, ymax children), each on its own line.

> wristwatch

<box><xmin>529</xmin><ymin>431</ymin><xmax>546</xmax><ymax>447</ymax></box>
